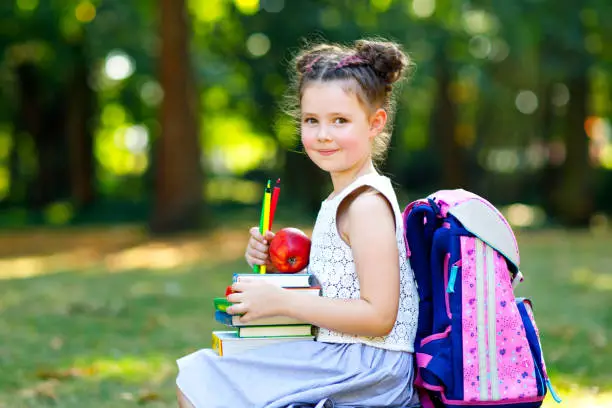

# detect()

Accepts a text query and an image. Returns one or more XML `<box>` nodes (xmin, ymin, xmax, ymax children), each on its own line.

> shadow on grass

<box><xmin>1</xmin><ymin>257</ymin><xmax>248</xmax><ymax>407</ymax></box>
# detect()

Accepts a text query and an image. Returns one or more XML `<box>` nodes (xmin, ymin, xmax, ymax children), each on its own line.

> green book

<box><xmin>214</xmin><ymin>297</ymin><xmax>232</xmax><ymax>312</ymax></box>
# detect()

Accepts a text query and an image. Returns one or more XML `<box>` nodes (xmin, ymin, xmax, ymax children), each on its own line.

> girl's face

<box><xmin>300</xmin><ymin>80</ymin><xmax>386</xmax><ymax>177</ymax></box>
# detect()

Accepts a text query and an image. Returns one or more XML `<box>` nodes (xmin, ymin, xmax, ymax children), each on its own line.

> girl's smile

<box><xmin>317</xmin><ymin>149</ymin><xmax>339</xmax><ymax>156</ymax></box>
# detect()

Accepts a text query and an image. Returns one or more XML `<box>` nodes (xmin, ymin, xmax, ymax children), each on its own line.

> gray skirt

<box><xmin>176</xmin><ymin>340</ymin><xmax>420</xmax><ymax>408</ymax></box>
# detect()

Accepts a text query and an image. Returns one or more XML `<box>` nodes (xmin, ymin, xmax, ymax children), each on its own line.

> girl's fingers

<box><xmin>245</xmin><ymin>226</ymin><xmax>272</xmax><ymax>268</ymax></box>
<box><xmin>247</xmin><ymin>239</ymin><xmax>269</xmax><ymax>257</ymax></box>
<box><xmin>249</xmin><ymin>239</ymin><xmax>268</xmax><ymax>254</ymax></box>
<box><xmin>236</xmin><ymin>313</ymin><xmax>252</xmax><ymax>324</ymax></box>
<box><xmin>249</xmin><ymin>227</ymin><xmax>268</xmax><ymax>244</ymax></box>
<box><xmin>226</xmin><ymin>293</ymin><xmax>243</xmax><ymax>303</ymax></box>
<box><xmin>246</xmin><ymin>256</ymin><xmax>261</xmax><ymax>267</ymax></box>
<box><xmin>245</xmin><ymin>245</ymin><xmax>265</xmax><ymax>266</ymax></box>
<box><xmin>231</xmin><ymin>280</ymin><xmax>252</xmax><ymax>292</ymax></box>
<box><xmin>246</xmin><ymin>248</ymin><xmax>268</xmax><ymax>262</ymax></box>
<box><xmin>227</xmin><ymin>302</ymin><xmax>247</xmax><ymax>316</ymax></box>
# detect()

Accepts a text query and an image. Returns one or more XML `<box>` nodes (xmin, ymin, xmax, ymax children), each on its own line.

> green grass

<box><xmin>0</xmin><ymin>226</ymin><xmax>611</xmax><ymax>407</ymax></box>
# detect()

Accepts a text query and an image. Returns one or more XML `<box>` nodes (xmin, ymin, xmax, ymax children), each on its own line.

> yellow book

<box><xmin>211</xmin><ymin>330</ymin><xmax>227</xmax><ymax>356</ymax></box>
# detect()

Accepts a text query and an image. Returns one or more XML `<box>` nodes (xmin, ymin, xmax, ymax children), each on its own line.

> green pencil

<box><xmin>253</xmin><ymin>179</ymin><xmax>270</xmax><ymax>273</ymax></box>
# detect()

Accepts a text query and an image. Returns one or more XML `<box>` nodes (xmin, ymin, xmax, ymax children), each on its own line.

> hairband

<box><xmin>305</xmin><ymin>56</ymin><xmax>322</xmax><ymax>73</ymax></box>
<box><xmin>336</xmin><ymin>55</ymin><xmax>366</xmax><ymax>69</ymax></box>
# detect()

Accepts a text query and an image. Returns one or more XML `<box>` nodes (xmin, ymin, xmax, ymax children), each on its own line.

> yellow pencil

<box><xmin>261</xmin><ymin>180</ymin><xmax>272</xmax><ymax>274</ymax></box>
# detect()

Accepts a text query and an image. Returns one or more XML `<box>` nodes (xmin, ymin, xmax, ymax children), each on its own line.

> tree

<box><xmin>150</xmin><ymin>0</ymin><xmax>204</xmax><ymax>233</ymax></box>
<box><xmin>66</xmin><ymin>41</ymin><xmax>96</xmax><ymax>208</ymax></box>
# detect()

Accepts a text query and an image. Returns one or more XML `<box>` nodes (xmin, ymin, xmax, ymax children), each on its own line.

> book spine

<box><xmin>211</xmin><ymin>332</ymin><xmax>223</xmax><ymax>356</ymax></box>
<box><xmin>214</xmin><ymin>311</ymin><xmax>233</xmax><ymax>326</ymax></box>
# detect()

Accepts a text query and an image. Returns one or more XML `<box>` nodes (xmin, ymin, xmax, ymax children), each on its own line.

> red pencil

<box><xmin>269</xmin><ymin>178</ymin><xmax>281</xmax><ymax>230</ymax></box>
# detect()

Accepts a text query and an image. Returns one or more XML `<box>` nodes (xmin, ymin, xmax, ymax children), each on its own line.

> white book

<box><xmin>211</xmin><ymin>331</ymin><xmax>314</xmax><ymax>356</ymax></box>
<box><xmin>238</xmin><ymin>325</ymin><xmax>313</xmax><ymax>338</ymax></box>
<box><xmin>232</xmin><ymin>273</ymin><xmax>316</xmax><ymax>288</ymax></box>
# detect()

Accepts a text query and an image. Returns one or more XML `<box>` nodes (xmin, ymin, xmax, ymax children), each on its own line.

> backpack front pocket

<box><xmin>416</xmin><ymin>329</ymin><xmax>454</xmax><ymax>395</ymax></box>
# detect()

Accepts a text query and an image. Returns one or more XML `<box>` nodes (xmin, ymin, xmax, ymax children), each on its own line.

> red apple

<box><xmin>269</xmin><ymin>227</ymin><xmax>311</xmax><ymax>273</ymax></box>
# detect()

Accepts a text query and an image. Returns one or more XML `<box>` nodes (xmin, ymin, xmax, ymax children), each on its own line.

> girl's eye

<box><xmin>303</xmin><ymin>117</ymin><xmax>317</xmax><ymax>124</ymax></box>
<box><xmin>334</xmin><ymin>117</ymin><xmax>348</xmax><ymax>124</ymax></box>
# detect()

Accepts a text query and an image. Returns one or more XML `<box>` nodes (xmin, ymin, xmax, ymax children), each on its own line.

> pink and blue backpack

<box><xmin>403</xmin><ymin>189</ymin><xmax>562</xmax><ymax>408</ymax></box>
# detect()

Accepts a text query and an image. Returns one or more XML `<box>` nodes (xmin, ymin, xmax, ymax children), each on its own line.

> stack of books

<box><xmin>211</xmin><ymin>272</ymin><xmax>320</xmax><ymax>356</ymax></box>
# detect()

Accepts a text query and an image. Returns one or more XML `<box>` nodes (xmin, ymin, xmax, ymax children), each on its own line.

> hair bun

<box><xmin>354</xmin><ymin>40</ymin><xmax>410</xmax><ymax>84</ymax></box>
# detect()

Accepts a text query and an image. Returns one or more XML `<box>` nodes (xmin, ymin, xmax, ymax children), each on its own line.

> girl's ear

<box><xmin>369</xmin><ymin>108</ymin><xmax>387</xmax><ymax>138</ymax></box>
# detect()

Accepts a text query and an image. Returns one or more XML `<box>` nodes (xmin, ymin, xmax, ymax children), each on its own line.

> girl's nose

<box><xmin>316</xmin><ymin>126</ymin><xmax>332</xmax><ymax>142</ymax></box>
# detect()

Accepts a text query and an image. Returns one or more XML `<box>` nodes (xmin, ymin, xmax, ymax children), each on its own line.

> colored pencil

<box><xmin>269</xmin><ymin>178</ymin><xmax>281</xmax><ymax>230</ymax></box>
<box><xmin>253</xmin><ymin>180</ymin><xmax>269</xmax><ymax>274</ymax></box>
<box><xmin>260</xmin><ymin>180</ymin><xmax>272</xmax><ymax>274</ymax></box>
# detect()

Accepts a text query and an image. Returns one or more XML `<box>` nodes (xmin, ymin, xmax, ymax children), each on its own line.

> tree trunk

<box><xmin>150</xmin><ymin>0</ymin><xmax>203</xmax><ymax>233</ymax></box>
<box><xmin>551</xmin><ymin>74</ymin><xmax>594</xmax><ymax>226</ymax></box>
<box><xmin>66</xmin><ymin>44</ymin><xmax>95</xmax><ymax>207</ymax></box>
<box><xmin>537</xmin><ymin>81</ymin><xmax>560</xmax><ymax>212</ymax></box>
<box><xmin>430</xmin><ymin>46</ymin><xmax>465</xmax><ymax>189</ymax></box>
<box><xmin>15</xmin><ymin>63</ymin><xmax>69</xmax><ymax>208</ymax></box>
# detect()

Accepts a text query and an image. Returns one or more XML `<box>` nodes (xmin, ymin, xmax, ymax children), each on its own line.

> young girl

<box><xmin>176</xmin><ymin>39</ymin><xmax>420</xmax><ymax>408</ymax></box>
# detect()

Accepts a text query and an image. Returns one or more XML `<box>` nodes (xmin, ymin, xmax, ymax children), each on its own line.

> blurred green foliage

<box><xmin>0</xmin><ymin>0</ymin><xmax>611</xmax><ymax>228</ymax></box>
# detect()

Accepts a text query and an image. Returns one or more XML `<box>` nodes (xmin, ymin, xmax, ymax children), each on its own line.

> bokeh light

<box><xmin>75</xmin><ymin>1</ymin><xmax>96</xmax><ymax>23</ymax></box>
<box><xmin>16</xmin><ymin>0</ymin><xmax>38</xmax><ymax>12</ymax></box>
<box><xmin>515</xmin><ymin>90</ymin><xmax>539</xmax><ymax>115</ymax></box>
<box><xmin>463</xmin><ymin>9</ymin><xmax>499</xmax><ymax>35</ymax></box>
<box><xmin>319</xmin><ymin>7</ymin><xmax>342</xmax><ymax>28</ymax></box>
<box><xmin>411</xmin><ymin>0</ymin><xmax>435</xmax><ymax>19</ymax></box>
<box><xmin>123</xmin><ymin>126</ymin><xmax>149</xmax><ymax>154</ymax></box>
<box><xmin>489</xmin><ymin>38</ymin><xmax>510</xmax><ymax>62</ymax></box>
<box><xmin>140</xmin><ymin>81</ymin><xmax>164</xmax><ymax>107</ymax></box>
<box><xmin>551</xmin><ymin>83</ymin><xmax>570</xmax><ymax>107</ymax></box>
<box><xmin>262</xmin><ymin>0</ymin><xmax>284</xmax><ymax>13</ymax></box>
<box><xmin>234</xmin><ymin>0</ymin><xmax>259</xmax><ymax>15</ymax></box>
<box><xmin>469</xmin><ymin>36</ymin><xmax>492</xmax><ymax>59</ymax></box>
<box><xmin>246</xmin><ymin>33</ymin><xmax>271</xmax><ymax>57</ymax></box>
<box><xmin>104</xmin><ymin>51</ymin><xmax>135</xmax><ymax>81</ymax></box>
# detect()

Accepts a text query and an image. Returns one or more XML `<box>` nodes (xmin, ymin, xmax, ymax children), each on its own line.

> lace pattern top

<box><xmin>309</xmin><ymin>173</ymin><xmax>419</xmax><ymax>352</ymax></box>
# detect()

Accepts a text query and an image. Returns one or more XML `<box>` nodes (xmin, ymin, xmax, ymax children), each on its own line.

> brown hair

<box><xmin>286</xmin><ymin>39</ymin><xmax>413</xmax><ymax>164</ymax></box>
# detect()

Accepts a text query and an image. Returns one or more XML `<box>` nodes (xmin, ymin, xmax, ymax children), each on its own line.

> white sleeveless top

<box><xmin>308</xmin><ymin>173</ymin><xmax>419</xmax><ymax>352</ymax></box>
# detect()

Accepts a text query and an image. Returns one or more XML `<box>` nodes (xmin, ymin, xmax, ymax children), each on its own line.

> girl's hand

<box><xmin>226</xmin><ymin>279</ymin><xmax>287</xmax><ymax>323</ymax></box>
<box><xmin>245</xmin><ymin>227</ymin><xmax>276</xmax><ymax>270</ymax></box>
